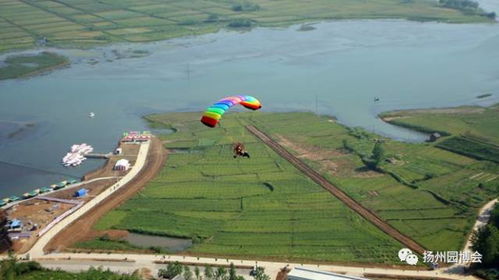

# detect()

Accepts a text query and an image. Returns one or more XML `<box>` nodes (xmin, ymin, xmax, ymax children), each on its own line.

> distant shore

<box><xmin>0</xmin><ymin>0</ymin><xmax>495</xmax><ymax>54</ymax></box>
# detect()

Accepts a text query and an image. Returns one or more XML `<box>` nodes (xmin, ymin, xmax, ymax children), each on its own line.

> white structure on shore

<box><xmin>288</xmin><ymin>267</ymin><xmax>370</xmax><ymax>280</ymax></box>
<box><xmin>114</xmin><ymin>159</ymin><xmax>130</xmax><ymax>171</ymax></box>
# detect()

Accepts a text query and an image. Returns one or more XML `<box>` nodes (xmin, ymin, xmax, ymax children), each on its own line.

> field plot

<box><xmin>91</xmin><ymin>112</ymin><xmax>402</xmax><ymax>263</ymax></box>
<box><xmin>0</xmin><ymin>0</ymin><xmax>493</xmax><ymax>52</ymax></box>
<box><xmin>381</xmin><ymin>104</ymin><xmax>499</xmax><ymax>163</ymax></box>
<box><xmin>248</xmin><ymin>112</ymin><xmax>498</xmax><ymax>251</ymax></box>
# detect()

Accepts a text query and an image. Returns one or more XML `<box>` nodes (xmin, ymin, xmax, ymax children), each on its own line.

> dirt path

<box><xmin>246</xmin><ymin>125</ymin><xmax>426</xmax><ymax>254</ymax></box>
<box><xmin>463</xmin><ymin>198</ymin><xmax>498</xmax><ymax>253</ymax></box>
<box><xmin>45</xmin><ymin>137</ymin><xmax>167</xmax><ymax>252</ymax></box>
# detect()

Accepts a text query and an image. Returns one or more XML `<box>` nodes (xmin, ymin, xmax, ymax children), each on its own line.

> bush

<box><xmin>439</xmin><ymin>0</ymin><xmax>479</xmax><ymax>10</ymax></box>
<box><xmin>471</xmin><ymin>203</ymin><xmax>499</xmax><ymax>279</ymax></box>
<box><xmin>159</xmin><ymin>261</ymin><xmax>183</xmax><ymax>279</ymax></box>
<box><xmin>227</xmin><ymin>19</ymin><xmax>253</xmax><ymax>28</ymax></box>
<box><xmin>205</xmin><ymin>14</ymin><xmax>219</xmax><ymax>23</ymax></box>
<box><xmin>232</xmin><ymin>2</ymin><xmax>260</xmax><ymax>12</ymax></box>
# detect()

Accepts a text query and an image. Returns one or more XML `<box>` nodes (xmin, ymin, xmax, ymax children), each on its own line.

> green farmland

<box><xmin>0</xmin><ymin>0</ymin><xmax>494</xmax><ymax>53</ymax></box>
<box><xmin>248</xmin><ymin>112</ymin><xmax>497</xmax><ymax>252</ymax></box>
<box><xmin>380</xmin><ymin>104</ymin><xmax>499</xmax><ymax>163</ymax></box>
<box><xmin>87</xmin><ymin>109</ymin><xmax>497</xmax><ymax>263</ymax></box>
<box><xmin>91</xmin><ymin>112</ymin><xmax>402</xmax><ymax>263</ymax></box>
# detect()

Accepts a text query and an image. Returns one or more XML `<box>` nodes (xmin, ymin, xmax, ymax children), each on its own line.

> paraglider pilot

<box><xmin>233</xmin><ymin>142</ymin><xmax>250</xmax><ymax>158</ymax></box>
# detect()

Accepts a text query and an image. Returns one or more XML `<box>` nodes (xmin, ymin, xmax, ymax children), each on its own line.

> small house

<box><xmin>428</xmin><ymin>132</ymin><xmax>441</xmax><ymax>142</ymax></box>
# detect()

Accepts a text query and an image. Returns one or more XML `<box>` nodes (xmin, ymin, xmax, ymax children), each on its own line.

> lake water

<box><xmin>125</xmin><ymin>233</ymin><xmax>192</xmax><ymax>253</ymax></box>
<box><xmin>1</xmin><ymin>20</ymin><xmax>499</xmax><ymax>198</ymax></box>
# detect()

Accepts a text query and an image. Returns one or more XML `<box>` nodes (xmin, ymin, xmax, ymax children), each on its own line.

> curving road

<box><xmin>463</xmin><ymin>198</ymin><xmax>498</xmax><ymax>255</ymax></box>
<box><xmin>27</xmin><ymin>141</ymin><xmax>150</xmax><ymax>256</ymax></box>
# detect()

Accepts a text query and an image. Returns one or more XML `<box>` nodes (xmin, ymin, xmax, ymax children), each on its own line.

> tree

<box><xmin>372</xmin><ymin>142</ymin><xmax>385</xmax><ymax>168</ymax></box>
<box><xmin>228</xmin><ymin>263</ymin><xmax>237</xmax><ymax>280</ymax></box>
<box><xmin>159</xmin><ymin>261</ymin><xmax>183</xmax><ymax>279</ymax></box>
<box><xmin>362</xmin><ymin>142</ymin><xmax>385</xmax><ymax>171</ymax></box>
<box><xmin>194</xmin><ymin>266</ymin><xmax>201</xmax><ymax>280</ymax></box>
<box><xmin>215</xmin><ymin>267</ymin><xmax>227</xmax><ymax>280</ymax></box>
<box><xmin>470</xmin><ymin>203</ymin><xmax>499</xmax><ymax>280</ymax></box>
<box><xmin>472</xmin><ymin>225</ymin><xmax>499</xmax><ymax>266</ymax></box>
<box><xmin>253</xmin><ymin>267</ymin><xmax>270</xmax><ymax>280</ymax></box>
<box><xmin>204</xmin><ymin>265</ymin><xmax>214</xmax><ymax>280</ymax></box>
<box><xmin>184</xmin><ymin>266</ymin><xmax>193</xmax><ymax>280</ymax></box>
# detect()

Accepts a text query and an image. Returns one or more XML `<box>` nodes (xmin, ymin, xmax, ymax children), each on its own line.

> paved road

<box><xmin>32</xmin><ymin>252</ymin><xmax>480</xmax><ymax>280</ymax></box>
<box><xmin>245</xmin><ymin>125</ymin><xmax>426</xmax><ymax>254</ymax></box>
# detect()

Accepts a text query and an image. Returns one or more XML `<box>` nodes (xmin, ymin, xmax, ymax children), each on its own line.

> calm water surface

<box><xmin>1</xmin><ymin>20</ymin><xmax>499</xmax><ymax>197</ymax></box>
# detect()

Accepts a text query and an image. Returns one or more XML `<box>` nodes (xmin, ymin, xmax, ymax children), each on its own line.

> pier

<box><xmin>85</xmin><ymin>153</ymin><xmax>112</xmax><ymax>159</ymax></box>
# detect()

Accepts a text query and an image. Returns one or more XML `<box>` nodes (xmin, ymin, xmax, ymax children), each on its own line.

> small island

<box><xmin>0</xmin><ymin>52</ymin><xmax>69</xmax><ymax>80</ymax></box>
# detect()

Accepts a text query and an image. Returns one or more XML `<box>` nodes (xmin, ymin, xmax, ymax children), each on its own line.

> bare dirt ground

<box><xmin>45</xmin><ymin>137</ymin><xmax>167</xmax><ymax>253</ymax></box>
<box><xmin>5</xmin><ymin>141</ymin><xmax>143</xmax><ymax>253</ymax></box>
<box><xmin>8</xmin><ymin>201</ymin><xmax>73</xmax><ymax>252</ymax></box>
<box><xmin>8</xmin><ymin>178</ymin><xmax>120</xmax><ymax>253</ymax></box>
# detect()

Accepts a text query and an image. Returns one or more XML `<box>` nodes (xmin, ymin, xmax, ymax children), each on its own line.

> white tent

<box><xmin>114</xmin><ymin>159</ymin><xmax>130</xmax><ymax>171</ymax></box>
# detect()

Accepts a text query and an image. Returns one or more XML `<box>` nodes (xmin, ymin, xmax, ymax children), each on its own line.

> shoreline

<box><xmin>0</xmin><ymin>12</ymin><xmax>495</xmax><ymax>56</ymax></box>
<box><xmin>378</xmin><ymin>103</ymin><xmax>498</xmax><ymax>136</ymax></box>
<box><xmin>0</xmin><ymin>17</ymin><xmax>497</xmax><ymax>80</ymax></box>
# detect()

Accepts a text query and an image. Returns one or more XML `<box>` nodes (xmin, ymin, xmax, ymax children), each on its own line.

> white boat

<box><xmin>89</xmin><ymin>112</ymin><xmax>95</xmax><ymax>118</ymax></box>
<box><xmin>62</xmin><ymin>143</ymin><xmax>93</xmax><ymax>167</ymax></box>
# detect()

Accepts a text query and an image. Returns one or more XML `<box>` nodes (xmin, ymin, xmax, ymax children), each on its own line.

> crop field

<box><xmin>381</xmin><ymin>104</ymin><xmax>499</xmax><ymax>163</ymax></box>
<box><xmin>248</xmin><ymin>112</ymin><xmax>498</xmax><ymax>251</ymax></box>
<box><xmin>91</xmin><ymin>112</ymin><xmax>403</xmax><ymax>263</ymax></box>
<box><xmin>87</xmin><ymin>110</ymin><xmax>498</xmax><ymax>262</ymax></box>
<box><xmin>0</xmin><ymin>0</ymin><xmax>492</xmax><ymax>52</ymax></box>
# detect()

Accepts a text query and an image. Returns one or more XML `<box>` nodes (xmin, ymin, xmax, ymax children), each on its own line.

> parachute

<box><xmin>200</xmin><ymin>95</ymin><xmax>261</xmax><ymax>127</ymax></box>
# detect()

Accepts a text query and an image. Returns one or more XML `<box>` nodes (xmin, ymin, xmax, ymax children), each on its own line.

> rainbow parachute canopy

<box><xmin>201</xmin><ymin>95</ymin><xmax>262</xmax><ymax>127</ymax></box>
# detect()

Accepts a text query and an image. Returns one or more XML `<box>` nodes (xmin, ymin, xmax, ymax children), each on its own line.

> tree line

<box><xmin>471</xmin><ymin>203</ymin><xmax>499</xmax><ymax>280</ymax></box>
<box><xmin>158</xmin><ymin>262</ymin><xmax>270</xmax><ymax>280</ymax></box>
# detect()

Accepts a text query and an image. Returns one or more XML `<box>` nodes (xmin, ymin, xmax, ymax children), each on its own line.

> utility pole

<box><xmin>315</xmin><ymin>94</ymin><xmax>318</xmax><ymax>115</ymax></box>
<box><xmin>186</xmin><ymin>63</ymin><xmax>191</xmax><ymax>80</ymax></box>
